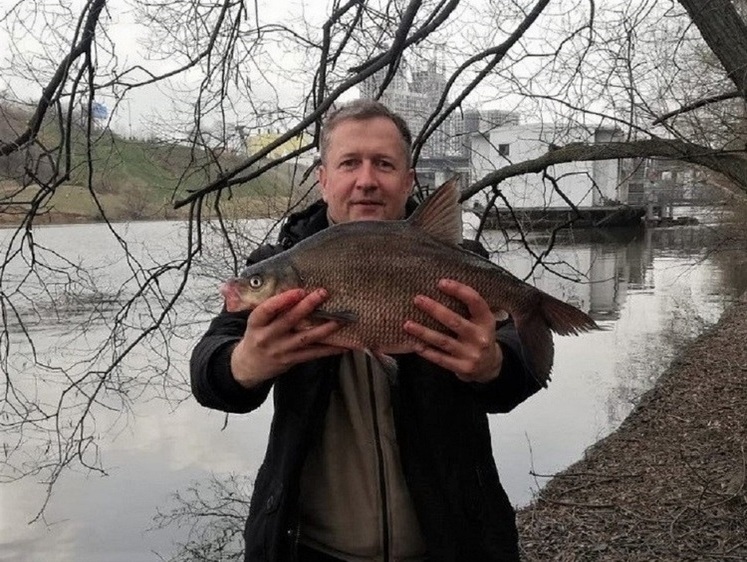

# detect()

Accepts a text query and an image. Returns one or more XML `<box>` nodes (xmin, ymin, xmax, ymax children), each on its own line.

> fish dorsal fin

<box><xmin>408</xmin><ymin>177</ymin><xmax>463</xmax><ymax>245</ymax></box>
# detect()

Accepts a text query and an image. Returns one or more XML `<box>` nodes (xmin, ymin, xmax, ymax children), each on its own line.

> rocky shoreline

<box><xmin>517</xmin><ymin>291</ymin><xmax>747</xmax><ymax>561</ymax></box>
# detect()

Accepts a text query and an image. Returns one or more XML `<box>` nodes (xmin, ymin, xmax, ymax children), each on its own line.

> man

<box><xmin>191</xmin><ymin>100</ymin><xmax>543</xmax><ymax>562</ymax></box>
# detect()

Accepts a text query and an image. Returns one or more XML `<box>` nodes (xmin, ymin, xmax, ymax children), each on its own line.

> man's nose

<box><xmin>354</xmin><ymin>160</ymin><xmax>378</xmax><ymax>188</ymax></box>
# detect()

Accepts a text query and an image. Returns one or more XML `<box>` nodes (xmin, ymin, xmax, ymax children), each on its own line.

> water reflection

<box><xmin>0</xmin><ymin>220</ymin><xmax>745</xmax><ymax>561</ymax></box>
<box><xmin>486</xmin><ymin>224</ymin><xmax>745</xmax><ymax>510</ymax></box>
<box><xmin>484</xmin><ymin>224</ymin><xmax>738</xmax><ymax>323</ymax></box>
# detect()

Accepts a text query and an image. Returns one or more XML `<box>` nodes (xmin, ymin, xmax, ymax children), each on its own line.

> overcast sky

<box><xmin>0</xmin><ymin>0</ymin><xmax>329</xmax><ymax>137</ymax></box>
<box><xmin>0</xmin><ymin>0</ymin><xmax>631</xmax><ymax>141</ymax></box>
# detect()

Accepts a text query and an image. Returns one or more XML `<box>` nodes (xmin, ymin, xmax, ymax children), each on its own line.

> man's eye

<box><xmin>376</xmin><ymin>160</ymin><xmax>394</xmax><ymax>169</ymax></box>
<box><xmin>340</xmin><ymin>159</ymin><xmax>358</xmax><ymax>168</ymax></box>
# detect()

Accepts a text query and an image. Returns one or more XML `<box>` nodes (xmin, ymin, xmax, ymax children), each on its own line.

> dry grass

<box><xmin>518</xmin><ymin>291</ymin><xmax>747</xmax><ymax>561</ymax></box>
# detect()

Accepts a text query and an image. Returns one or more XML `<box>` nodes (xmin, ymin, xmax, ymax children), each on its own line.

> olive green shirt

<box><xmin>298</xmin><ymin>351</ymin><xmax>428</xmax><ymax>561</ymax></box>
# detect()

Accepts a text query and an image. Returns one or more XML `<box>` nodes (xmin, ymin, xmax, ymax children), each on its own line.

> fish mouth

<box><xmin>220</xmin><ymin>279</ymin><xmax>251</xmax><ymax>313</ymax></box>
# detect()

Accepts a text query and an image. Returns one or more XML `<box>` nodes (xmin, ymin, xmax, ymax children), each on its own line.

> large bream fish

<box><xmin>222</xmin><ymin>179</ymin><xmax>598</xmax><ymax>385</ymax></box>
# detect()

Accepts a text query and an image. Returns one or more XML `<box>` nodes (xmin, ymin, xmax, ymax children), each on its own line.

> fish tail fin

<box><xmin>540</xmin><ymin>293</ymin><xmax>599</xmax><ymax>336</ymax></box>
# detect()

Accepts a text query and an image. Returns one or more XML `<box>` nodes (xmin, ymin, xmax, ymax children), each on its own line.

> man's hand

<box><xmin>231</xmin><ymin>288</ymin><xmax>346</xmax><ymax>389</ymax></box>
<box><xmin>403</xmin><ymin>279</ymin><xmax>504</xmax><ymax>383</ymax></box>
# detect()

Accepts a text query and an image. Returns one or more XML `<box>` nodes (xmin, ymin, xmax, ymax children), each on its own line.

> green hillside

<box><xmin>0</xmin><ymin>103</ymin><xmax>312</xmax><ymax>224</ymax></box>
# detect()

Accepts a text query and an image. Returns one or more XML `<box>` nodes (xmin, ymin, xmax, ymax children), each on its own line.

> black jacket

<box><xmin>190</xmin><ymin>199</ymin><xmax>543</xmax><ymax>561</ymax></box>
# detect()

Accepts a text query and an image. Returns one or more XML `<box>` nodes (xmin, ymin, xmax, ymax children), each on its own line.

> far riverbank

<box><xmin>517</xmin><ymin>290</ymin><xmax>747</xmax><ymax>561</ymax></box>
<box><xmin>0</xmin><ymin>179</ymin><xmax>303</xmax><ymax>227</ymax></box>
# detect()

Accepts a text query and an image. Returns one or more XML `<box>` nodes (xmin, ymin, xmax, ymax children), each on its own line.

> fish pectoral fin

<box><xmin>367</xmin><ymin>350</ymin><xmax>399</xmax><ymax>385</ymax></box>
<box><xmin>310</xmin><ymin>310</ymin><xmax>358</xmax><ymax>325</ymax></box>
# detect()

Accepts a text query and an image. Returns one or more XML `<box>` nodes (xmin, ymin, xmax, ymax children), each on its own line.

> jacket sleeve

<box><xmin>460</xmin><ymin>239</ymin><xmax>544</xmax><ymax>412</ymax></box>
<box><xmin>190</xmin><ymin>309</ymin><xmax>273</xmax><ymax>413</ymax></box>
<box><xmin>471</xmin><ymin>320</ymin><xmax>544</xmax><ymax>413</ymax></box>
<box><xmin>189</xmin><ymin>245</ymin><xmax>282</xmax><ymax>414</ymax></box>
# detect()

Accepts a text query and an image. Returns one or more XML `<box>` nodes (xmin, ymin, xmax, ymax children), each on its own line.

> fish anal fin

<box><xmin>514</xmin><ymin>295</ymin><xmax>600</xmax><ymax>387</ymax></box>
<box><xmin>407</xmin><ymin>177</ymin><xmax>463</xmax><ymax>245</ymax></box>
<box><xmin>513</xmin><ymin>313</ymin><xmax>554</xmax><ymax>388</ymax></box>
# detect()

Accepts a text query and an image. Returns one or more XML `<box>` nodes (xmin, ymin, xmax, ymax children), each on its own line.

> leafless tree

<box><xmin>0</xmin><ymin>0</ymin><xmax>746</xmax><ymax>522</ymax></box>
<box><xmin>152</xmin><ymin>473</ymin><xmax>251</xmax><ymax>562</ymax></box>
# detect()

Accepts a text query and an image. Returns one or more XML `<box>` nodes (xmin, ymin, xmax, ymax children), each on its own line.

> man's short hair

<box><xmin>319</xmin><ymin>99</ymin><xmax>413</xmax><ymax>167</ymax></box>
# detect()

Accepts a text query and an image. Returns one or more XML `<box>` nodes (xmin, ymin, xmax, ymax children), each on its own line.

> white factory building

<box><xmin>470</xmin><ymin>123</ymin><xmax>624</xmax><ymax>208</ymax></box>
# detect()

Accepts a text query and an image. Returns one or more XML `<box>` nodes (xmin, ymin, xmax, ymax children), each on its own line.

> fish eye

<box><xmin>248</xmin><ymin>274</ymin><xmax>263</xmax><ymax>289</ymax></box>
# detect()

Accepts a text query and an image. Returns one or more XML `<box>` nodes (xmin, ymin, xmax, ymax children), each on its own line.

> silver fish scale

<box><xmin>287</xmin><ymin>222</ymin><xmax>534</xmax><ymax>351</ymax></box>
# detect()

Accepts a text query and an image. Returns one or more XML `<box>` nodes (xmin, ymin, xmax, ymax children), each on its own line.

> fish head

<box><xmin>220</xmin><ymin>260</ymin><xmax>303</xmax><ymax>313</ymax></box>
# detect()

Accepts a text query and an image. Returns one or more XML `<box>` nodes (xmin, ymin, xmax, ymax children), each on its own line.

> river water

<box><xmin>0</xmin><ymin>213</ymin><xmax>746</xmax><ymax>561</ymax></box>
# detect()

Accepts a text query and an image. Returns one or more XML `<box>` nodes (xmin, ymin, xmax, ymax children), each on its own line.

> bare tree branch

<box><xmin>0</xmin><ymin>0</ymin><xmax>107</xmax><ymax>156</ymax></box>
<box><xmin>652</xmin><ymin>90</ymin><xmax>741</xmax><ymax>125</ymax></box>
<box><xmin>462</xmin><ymin>138</ymin><xmax>747</xmax><ymax>202</ymax></box>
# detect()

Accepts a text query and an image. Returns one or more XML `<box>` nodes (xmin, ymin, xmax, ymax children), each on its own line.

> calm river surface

<box><xmin>1</xmin><ymin>214</ymin><xmax>746</xmax><ymax>561</ymax></box>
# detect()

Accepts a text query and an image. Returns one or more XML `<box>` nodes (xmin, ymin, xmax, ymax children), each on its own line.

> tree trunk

<box><xmin>678</xmin><ymin>0</ymin><xmax>747</xmax><ymax>98</ymax></box>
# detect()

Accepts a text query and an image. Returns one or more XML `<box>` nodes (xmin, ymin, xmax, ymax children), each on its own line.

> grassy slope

<box><xmin>0</xmin><ymin>105</ymin><xmax>311</xmax><ymax>224</ymax></box>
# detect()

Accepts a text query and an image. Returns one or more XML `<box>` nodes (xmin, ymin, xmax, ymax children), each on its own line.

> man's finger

<box><xmin>412</xmin><ymin>294</ymin><xmax>470</xmax><ymax>336</ymax></box>
<box><xmin>437</xmin><ymin>278</ymin><xmax>494</xmax><ymax>322</ymax></box>
<box><xmin>403</xmin><ymin>319</ymin><xmax>462</xmax><ymax>355</ymax></box>
<box><xmin>292</xmin><ymin>319</ymin><xmax>344</xmax><ymax>349</ymax></box>
<box><xmin>249</xmin><ymin>289</ymin><xmax>329</xmax><ymax>337</ymax></box>
<box><xmin>410</xmin><ymin>341</ymin><xmax>466</xmax><ymax>375</ymax></box>
<box><xmin>284</xmin><ymin>343</ymin><xmax>348</xmax><ymax>365</ymax></box>
<box><xmin>248</xmin><ymin>289</ymin><xmax>307</xmax><ymax>328</ymax></box>
<box><xmin>288</xmin><ymin>289</ymin><xmax>329</xmax><ymax>317</ymax></box>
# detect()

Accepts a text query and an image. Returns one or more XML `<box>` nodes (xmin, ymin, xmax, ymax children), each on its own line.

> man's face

<box><xmin>318</xmin><ymin>116</ymin><xmax>414</xmax><ymax>223</ymax></box>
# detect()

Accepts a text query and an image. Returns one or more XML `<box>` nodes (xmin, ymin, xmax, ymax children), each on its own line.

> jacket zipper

<box><xmin>366</xmin><ymin>354</ymin><xmax>391</xmax><ymax>562</ymax></box>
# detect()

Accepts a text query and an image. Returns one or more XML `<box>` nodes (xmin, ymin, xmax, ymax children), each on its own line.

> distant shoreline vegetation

<box><xmin>0</xmin><ymin>102</ymin><xmax>314</xmax><ymax>228</ymax></box>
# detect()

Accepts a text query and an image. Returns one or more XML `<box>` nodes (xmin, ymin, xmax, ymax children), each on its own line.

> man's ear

<box><xmin>317</xmin><ymin>165</ymin><xmax>329</xmax><ymax>202</ymax></box>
